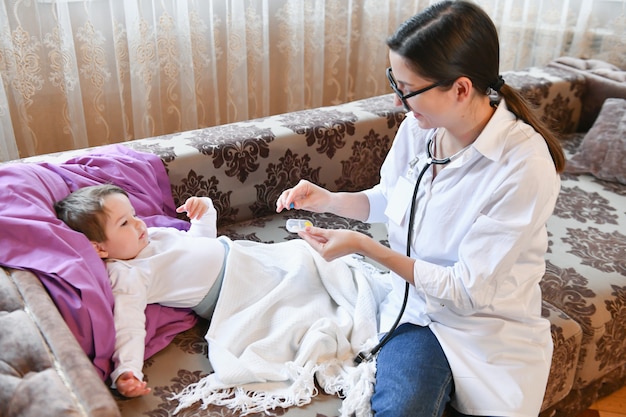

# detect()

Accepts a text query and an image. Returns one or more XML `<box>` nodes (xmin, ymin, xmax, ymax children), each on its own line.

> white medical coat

<box><xmin>364</xmin><ymin>101</ymin><xmax>559</xmax><ymax>417</ymax></box>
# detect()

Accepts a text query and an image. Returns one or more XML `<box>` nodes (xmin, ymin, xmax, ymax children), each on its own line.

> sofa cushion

<box><xmin>565</xmin><ymin>98</ymin><xmax>626</xmax><ymax>185</ymax></box>
<box><xmin>542</xmin><ymin>143</ymin><xmax>626</xmax><ymax>389</ymax></box>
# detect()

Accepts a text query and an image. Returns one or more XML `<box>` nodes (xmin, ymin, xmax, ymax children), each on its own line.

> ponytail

<box><xmin>498</xmin><ymin>85</ymin><xmax>565</xmax><ymax>173</ymax></box>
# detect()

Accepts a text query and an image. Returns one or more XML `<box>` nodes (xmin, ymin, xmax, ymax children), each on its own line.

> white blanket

<box><xmin>173</xmin><ymin>238</ymin><xmax>390</xmax><ymax>416</ymax></box>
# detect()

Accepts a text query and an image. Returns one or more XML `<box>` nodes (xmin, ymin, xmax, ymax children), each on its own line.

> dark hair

<box><xmin>387</xmin><ymin>0</ymin><xmax>564</xmax><ymax>172</ymax></box>
<box><xmin>54</xmin><ymin>184</ymin><xmax>128</xmax><ymax>242</ymax></box>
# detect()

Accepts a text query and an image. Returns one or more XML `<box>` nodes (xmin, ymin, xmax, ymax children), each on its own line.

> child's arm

<box><xmin>176</xmin><ymin>196</ymin><xmax>218</xmax><ymax>238</ymax></box>
<box><xmin>108</xmin><ymin>264</ymin><xmax>150</xmax><ymax>397</ymax></box>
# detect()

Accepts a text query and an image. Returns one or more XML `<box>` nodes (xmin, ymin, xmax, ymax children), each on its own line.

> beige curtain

<box><xmin>483</xmin><ymin>0</ymin><xmax>626</xmax><ymax>71</ymax></box>
<box><xmin>1</xmin><ymin>0</ymin><xmax>624</xmax><ymax>161</ymax></box>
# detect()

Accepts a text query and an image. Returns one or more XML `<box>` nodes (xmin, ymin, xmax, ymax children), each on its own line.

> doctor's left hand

<box><xmin>298</xmin><ymin>226</ymin><xmax>366</xmax><ymax>262</ymax></box>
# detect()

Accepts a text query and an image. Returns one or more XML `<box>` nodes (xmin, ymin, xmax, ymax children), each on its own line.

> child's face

<box><xmin>94</xmin><ymin>193</ymin><xmax>149</xmax><ymax>260</ymax></box>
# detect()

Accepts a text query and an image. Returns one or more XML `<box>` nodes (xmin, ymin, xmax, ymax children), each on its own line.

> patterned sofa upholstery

<box><xmin>0</xmin><ymin>56</ymin><xmax>624</xmax><ymax>417</ymax></box>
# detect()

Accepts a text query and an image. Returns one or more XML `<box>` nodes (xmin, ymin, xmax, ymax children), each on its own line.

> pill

<box><xmin>286</xmin><ymin>219</ymin><xmax>313</xmax><ymax>233</ymax></box>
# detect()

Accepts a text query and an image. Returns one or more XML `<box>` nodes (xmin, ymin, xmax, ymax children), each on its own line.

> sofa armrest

<box><xmin>548</xmin><ymin>56</ymin><xmax>626</xmax><ymax>132</ymax></box>
<box><xmin>0</xmin><ymin>268</ymin><xmax>119</xmax><ymax>417</ymax></box>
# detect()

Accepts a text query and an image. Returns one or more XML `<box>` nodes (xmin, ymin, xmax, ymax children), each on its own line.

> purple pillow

<box><xmin>0</xmin><ymin>144</ymin><xmax>197</xmax><ymax>381</ymax></box>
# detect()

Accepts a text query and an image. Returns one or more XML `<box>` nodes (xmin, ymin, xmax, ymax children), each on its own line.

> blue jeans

<box><xmin>371</xmin><ymin>323</ymin><xmax>453</xmax><ymax>417</ymax></box>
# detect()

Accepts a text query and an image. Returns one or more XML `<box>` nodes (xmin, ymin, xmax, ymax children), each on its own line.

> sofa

<box><xmin>0</xmin><ymin>56</ymin><xmax>625</xmax><ymax>417</ymax></box>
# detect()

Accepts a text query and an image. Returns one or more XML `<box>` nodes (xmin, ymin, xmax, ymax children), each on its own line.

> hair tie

<box><xmin>490</xmin><ymin>75</ymin><xmax>505</xmax><ymax>92</ymax></box>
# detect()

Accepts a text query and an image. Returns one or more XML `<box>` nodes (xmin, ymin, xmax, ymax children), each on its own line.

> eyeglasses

<box><xmin>386</xmin><ymin>67</ymin><xmax>445</xmax><ymax>111</ymax></box>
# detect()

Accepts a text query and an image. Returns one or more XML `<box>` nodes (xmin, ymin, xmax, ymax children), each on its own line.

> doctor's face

<box><xmin>388</xmin><ymin>51</ymin><xmax>452</xmax><ymax>129</ymax></box>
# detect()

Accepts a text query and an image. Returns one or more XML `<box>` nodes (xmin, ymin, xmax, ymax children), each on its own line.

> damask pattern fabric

<box><xmin>542</xmin><ymin>133</ymin><xmax>626</xmax><ymax>412</ymax></box>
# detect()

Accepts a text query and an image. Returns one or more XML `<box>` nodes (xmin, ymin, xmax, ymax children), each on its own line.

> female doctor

<box><xmin>276</xmin><ymin>1</ymin><xmax>565</xmax><ymax>416</ymax></box>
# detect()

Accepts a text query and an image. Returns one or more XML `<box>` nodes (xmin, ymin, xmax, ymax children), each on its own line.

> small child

<box><xmin>54</xmin><ymin>184</ymin><xmax>229</xmax><ymax>398</ymax></box>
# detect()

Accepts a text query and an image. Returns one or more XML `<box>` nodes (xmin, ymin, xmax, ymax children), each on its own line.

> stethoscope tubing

<box><xmin>354</xmin><ymin>137</ymin><xmax>451</xmax><ymax>364</ymax></box>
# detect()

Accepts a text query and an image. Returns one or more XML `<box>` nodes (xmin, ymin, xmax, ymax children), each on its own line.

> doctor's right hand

<box><xmin>276</xmin><ymin>179</ymin><xmax>332</xmax><ymax>213</ymax></box>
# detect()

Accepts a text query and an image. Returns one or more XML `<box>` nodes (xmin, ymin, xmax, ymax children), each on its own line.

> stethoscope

<box><xmin>355</xmin><ymin>130</ymin><xmax>469</xmax><ymax>364</ymax></box>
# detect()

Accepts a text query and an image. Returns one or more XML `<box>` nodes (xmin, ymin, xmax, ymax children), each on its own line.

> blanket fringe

<box><xmin>339</xmin><ymin>359</ymin><xmax>376</xmax><ymax>417</ymax></box>
<box><xmin>172</xmin><ymin>358</ymin><xmax>376</xmax><ymax>417</ymax></box>
<box><xmin>172</xmin><ymin>362</ymin><xmax>319</xmax><ymax>416</ymax></box>
<box><xmin>315</xmin><ymin>358</ymin><xmax>376</xmax><ymax>417</ymax></box>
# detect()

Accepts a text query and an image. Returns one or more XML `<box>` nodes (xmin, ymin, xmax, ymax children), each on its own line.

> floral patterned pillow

<box><xmin>565</xmin><ymin>98</ymin><xmax>626</xmax><ymax>184</ymax></box>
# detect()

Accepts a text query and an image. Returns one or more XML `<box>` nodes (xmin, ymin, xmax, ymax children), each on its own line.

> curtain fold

<box><xmin>1</xmin><ymin>0</ymin><xmax>624</xmax><ymax>161</ymax></box>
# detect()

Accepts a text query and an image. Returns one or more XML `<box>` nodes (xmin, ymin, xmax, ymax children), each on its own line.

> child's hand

<box><xmin>176</xmin><ymin>196</ymin><xmax>210</xmax><ymax>220</ymax></box>
<box><xmin>115</xmin><ymin>371</ymin><xmax>151</xmax><ymax>397</ymax></box>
